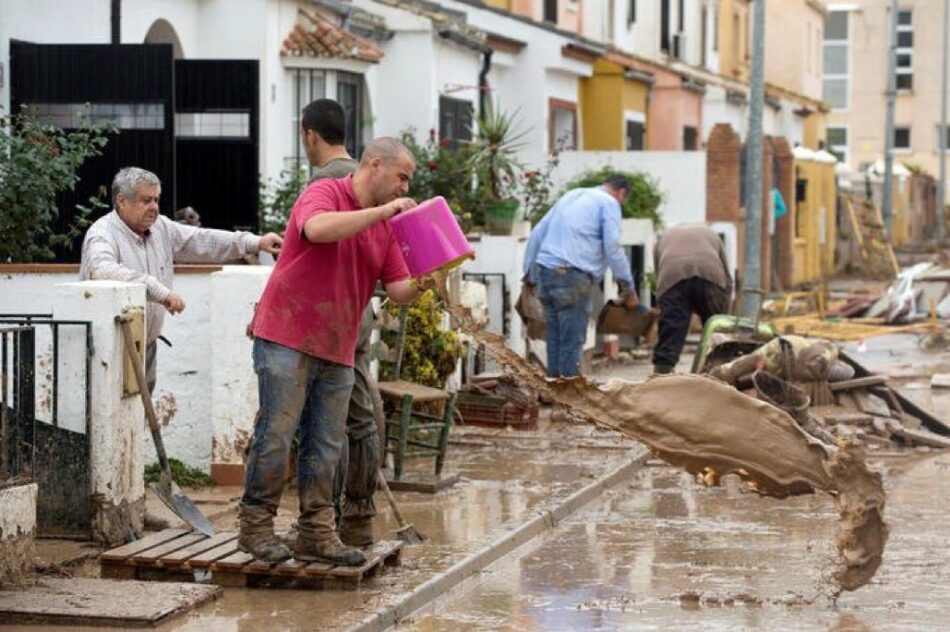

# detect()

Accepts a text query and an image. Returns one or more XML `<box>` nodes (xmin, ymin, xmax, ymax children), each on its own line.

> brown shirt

<box><xmin>654</xmin><ymin>224</ymin><xmax>732</xmax><ymax>297</ymax></box>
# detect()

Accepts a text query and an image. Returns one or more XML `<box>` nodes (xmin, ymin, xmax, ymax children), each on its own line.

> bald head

<box><xmin>360</xmin><ymin>137</ymin><xmax>414</xmax><ymax>166</ymax></box>
<box><xmin>353</xmin><ymin>137</ymin><xmax>416</xmax><ymax>207</ymax></box>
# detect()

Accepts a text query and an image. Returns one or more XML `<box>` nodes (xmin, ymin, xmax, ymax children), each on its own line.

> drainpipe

<box><xmin>479</xmin><ymin>49</ymin><xmax>494</xmax><ymax>119</ymax></box>
<box><xmin>111</xmin><ymin>0</ymin><xmax>121</xmax><ymax>44</ymax></box>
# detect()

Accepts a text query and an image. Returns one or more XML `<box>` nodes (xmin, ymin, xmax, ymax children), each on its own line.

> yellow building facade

<box><xmin>579</xmin><ymin>57</ymin><xmax>650</xmax><ymax>150</ymax></box>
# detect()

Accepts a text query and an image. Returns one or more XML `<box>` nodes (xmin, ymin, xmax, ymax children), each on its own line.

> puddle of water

<box><xmin>415</xmin><ymin>454</ymin><xmax>950</xmax><ymax>631</ymax></box>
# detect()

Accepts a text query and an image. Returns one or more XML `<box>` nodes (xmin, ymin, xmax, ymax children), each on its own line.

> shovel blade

<box><xmin>150</xmin><ymin>480</ymin><xmax>216</xmax><ymax>537</ymax></box>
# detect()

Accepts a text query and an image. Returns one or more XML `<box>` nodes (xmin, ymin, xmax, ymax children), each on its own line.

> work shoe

<box><xmin>339</xmin><ymin>518</ymin><xmax>375</xmax><ymax>547</ymax></box>
<box><xmin>652</xmin><ymin>364</ymin><xmax>675</xmax><ymax>375</ymax></box>
<box><xmin>294</xmin><ymin>535</ymin><xmax>367</xmax><ymax>566</ymax></box>
<box><xmin>238</xmin><ymin>530</ymin><xmax>292</xmax><ymax>564</ymax></box>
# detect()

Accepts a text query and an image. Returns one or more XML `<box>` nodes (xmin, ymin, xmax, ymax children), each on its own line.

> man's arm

<box><xmin>601</xmin><ymin>200</ymin><xmax>635</xmax><ymax>289</ymax></box>
<box><xmin>302</xmin><ymin>198</ymin><xmax>415</xmax><ymax>243</ymax></box>
<box><xmin>522</xmin><ymin>210</ymin><xmax>553</xmax><ymax>283</ymax></box>
<box><xmin>167</xmin><ymin>218</ymin><xmax>270</xmax><ymax>263</ymax></box>
<box><xmin>384</xmin><ymin>279</ymin><xmax>420</xmax><ymax>305</ymax></box>
<box><xmin>716</xmin><ymin>233</ymin><xmax>733</xmax><ymax>294</ymax></box>
<box><xmin>82</xmin><ymin>234</ymin><xmax>172</xmax><ymax>304</ymax></box>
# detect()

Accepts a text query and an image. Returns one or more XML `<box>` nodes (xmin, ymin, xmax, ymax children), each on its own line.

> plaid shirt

<box><xmin>79</xmin><ymin>210</ymin><xmax>260</xmax><ymax>342</ymax></box>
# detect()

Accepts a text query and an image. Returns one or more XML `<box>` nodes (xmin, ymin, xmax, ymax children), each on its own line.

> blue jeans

<box><xmin>537</xmin><ymin>266</ymin><xmax>594</xmax><ymax>377</ymax></box>
<box><xmin>241</xmin><ymin>338</ymin><xmax>354</xmax><ymax>539</ymax></box>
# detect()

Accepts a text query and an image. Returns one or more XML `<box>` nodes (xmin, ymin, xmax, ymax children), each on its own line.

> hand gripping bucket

<box><xmin>390</xmin><ymin>196</ymin><xmax>475</xmax><ymax>278</ymax></box>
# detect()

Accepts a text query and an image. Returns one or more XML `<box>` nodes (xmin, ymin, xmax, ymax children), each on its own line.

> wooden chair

<box><xmin>377</xmin><ymin>305</ymin><xmax>455</xmax><ymax>480</ymax></box>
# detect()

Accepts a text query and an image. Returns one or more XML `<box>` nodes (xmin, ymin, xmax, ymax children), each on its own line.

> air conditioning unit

<box><xmin>672</xmin><ymin>32</ymin><xmax>686</xmax><ymax>59</ymax></box>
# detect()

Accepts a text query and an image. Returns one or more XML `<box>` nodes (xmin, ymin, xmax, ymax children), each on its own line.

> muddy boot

<box><xmin>653</xmin><ymin>364</ymin><xmax>675</xmax><ymax>375</ymax></box>
<box><xmin>294</xmin><ymin>534</ymin><xmax>366</xmax><ymax>566</ymax></box>
<box><xmin>339</xmin><ymin>517</ymin><xmax>374</xmax><ymax>547</ymax></box>
<box><xmin>238</xmin><ymin>505</ymin><xmax>291</xmax><ymax>563</ymax></box>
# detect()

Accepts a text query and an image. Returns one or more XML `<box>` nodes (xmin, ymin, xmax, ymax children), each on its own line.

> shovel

<box><xmin>377</xmin><ymin>473</ymin><xmax>426</xmax><ymax>544</ymax></box>
<box><xmin>116</xmin><ymin>316</ymin><xmax>215</xmax><ymax>537</ymax></box>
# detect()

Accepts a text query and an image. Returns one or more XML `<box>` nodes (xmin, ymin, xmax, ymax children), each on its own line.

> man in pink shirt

<box><xmin>240</xmin><ymin>138</ymin><xmax>425</xmax><ymax>565</ymax></box>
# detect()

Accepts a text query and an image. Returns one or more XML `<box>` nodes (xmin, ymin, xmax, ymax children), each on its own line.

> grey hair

<box><xmin>360</xmin><ymin>137</ymin><xmax>413</xmax><ymax>166</ymax></box>
<box><xmin>112</xmin><ymin>167</ymin><xmax>161</xmax><ymax>205</ymax></box>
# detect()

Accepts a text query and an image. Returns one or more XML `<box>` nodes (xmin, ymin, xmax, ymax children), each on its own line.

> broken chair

<box><xmin>377</xmin><ymin>305</ymin><xmax>455</xmax><ymax>481</ymax></box>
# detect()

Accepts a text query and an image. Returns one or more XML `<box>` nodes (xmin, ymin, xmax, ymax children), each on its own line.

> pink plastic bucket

<box><xmin>390</xmin><ymin>196</ymin><xmax>475</xmax><ymax>278</ymax></box>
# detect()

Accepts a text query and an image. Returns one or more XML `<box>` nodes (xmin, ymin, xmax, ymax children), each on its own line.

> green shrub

<box><xmin>0</xmin><ymin>106</ymin><xmax>115</xmax><ymax>262</ymax></box>
<box><xmin>381</xmin><ymin>291</ymin><xmax>463</xmax><ymax>389</ymax></box>
<box><xmin>144</xmin><ymin>458</ymin><xmax>215</xmax><ymax>488</ymax></box>
<box><xmin>259</xmin><ymin>166</ymin><xmax>308</xmax><ymax>234</ymax></box>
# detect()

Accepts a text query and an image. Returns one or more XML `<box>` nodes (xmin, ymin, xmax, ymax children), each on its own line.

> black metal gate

<box><xmin>9</xmin><ymin>41</ymin><xmax>176</xmax><ymax>259</ymax></box>
<box><xmin>175</xmin><ymin>59</ymin><xmax>260</xmax><ymax>231</ymax></box>
<box><xmin>10</xmin><ymin>42</ymin><xmax>262</xmax><ymax>255</ymax></box>
<box><xmin>1</xmin><ymin>316</ymin><xmax>93</xmax><ymax>538</ymax></box>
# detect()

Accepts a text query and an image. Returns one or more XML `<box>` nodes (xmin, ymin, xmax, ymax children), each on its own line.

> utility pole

<box><xmin>938</xmin><ymin>0</ymin><xmax>948</xmax><ymax>245</ymax></box>
<box><xmin>741</xmin><ymin>0</ymin><xmax>766</xmax><ymax>319</ymax></box>
<box><xmin>882</xmin><ymin>0</ymin><xmax>899</xmax><ymax>236</ymax></box>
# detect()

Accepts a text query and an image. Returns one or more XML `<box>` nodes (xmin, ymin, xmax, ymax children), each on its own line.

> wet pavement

<box><xmin>411</xmin><ymin>332</ymin><xmax>950</xmax><ymax>631</ymax></box>
<box><xmin>412</xmin><ymin>453</ymin><xmax>950</xmax><ymax>631</ymax></box>
<box><xmin>10</xmin><ymin>332</ymin><xmax>948</xmax><ymax>631</ymax></box>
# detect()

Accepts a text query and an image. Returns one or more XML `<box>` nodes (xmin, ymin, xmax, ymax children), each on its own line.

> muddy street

<box><xmin>412</xmin><ymin>453</ymin><xmax>950</xmax><ymax>631</ymax></box>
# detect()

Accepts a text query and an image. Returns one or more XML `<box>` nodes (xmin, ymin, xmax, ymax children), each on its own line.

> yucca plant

<box><xmin>467</xmin><ymin>105</ymin><xmax>528</xmax><ymax>233</ymax></box>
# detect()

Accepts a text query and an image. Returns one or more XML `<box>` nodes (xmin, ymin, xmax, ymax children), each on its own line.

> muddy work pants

<box><xmin>240</xmin><ymin>338</ymin><xmax>354</xmax><ymax>540</ymax></box>
<box><xmin>332</xmin><ymin>306</ymin><xmax>381</xmax><ymax>526</ymax></box>
<box><xmin>652</xmin><ymin>276</ymin><xmax>730</xmax><ymax>370</ymax></box>
<box><xmin>538</xmin><ymin>265</ymin><xmax>594</xmax><ymax>378</ymax></box>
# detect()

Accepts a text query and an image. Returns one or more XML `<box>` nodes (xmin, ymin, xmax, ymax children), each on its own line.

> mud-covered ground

<box><xmin>411</xmin><ymin>332</ymin><xmax>950</xmax><ymax>631</ymax></box>
<box><xmin>412</xmin><ymin>453</ymin><xmax>949</xmax><ymax>631</ymax></box>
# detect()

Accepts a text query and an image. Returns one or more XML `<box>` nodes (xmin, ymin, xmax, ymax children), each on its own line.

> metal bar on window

<box><xmin>52</xmin><ymin>324</ymin><xmax>59</xmax><ymax>428</ymax></box>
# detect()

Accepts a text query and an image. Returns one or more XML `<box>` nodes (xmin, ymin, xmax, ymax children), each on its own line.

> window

<box><xmin>939</xmin><ymin>125</ymin><xmax>950</xmax><ymax>152</ymax></box>
<box><xmin>626</xmin><ymin>121</ymin><xmax>645</xmax><ymax>151</ymax></box>
<box><xmin>438</xmin><ymin>96</ymin><xmax>474</xmax><ymax>148</ymax></box>
<box><xmin>544</xmin><ymin>0</ymin><xmax>558</xmax><ymax>23</ymax></box>
<box><xmin>894</xmin><ymin>126</ymin><xmax>911</xmax><ymax>151</ymax></box>
<box><xmin>661</xmin><ymin>0</ymin><xmax>671</xmax><ymax>53</ymax></box>
<box><xmin>827</xmin><ymin>126</ymin><xmax>848</xmax><ymax>163</ymax></box>
<box><xmin>290</xmin><ymin>68</ymin><xmax>326</xmax><ymax>169</ymax></box>
<box><xmin>895</xmin><ymin>9</ymin><xmax>913</xmax><ymax>92</ymax></box>
<box><xmin>628</xmin><ymin>0</ymin><xmax>636</xmax><ymax>24</ymax></box>
<box><xmin>337</xmin><ymin>72</ymin><xmax>364</xmax><ymax>159</ymax></box>
<box><xmin>549</xmin><ymin>99</ymin><xmax>577</xmax><ymax>151</ymax></box>
<box><xmin>176</xmin><ymin>112</ymin><xmax>249</xmax><ymax>138</ymax></box>
<box><xmin>713</xmin><ymin>5</ymin><xmax>719</xmax><ymax>52</ymax></box>
<box><xmin>27</xmin><ymin>102</ymin><xmax>164</xmax><ymax>130</ymax></box>
<box><xmin>822</xmin><ymin>10</ymin><xmax>849</xmax><ymax>110</ymax></box>
<box><xmin>683</xmin><ymin>126</ymin><xmax>698</xmax><ymax>150</ymax></box>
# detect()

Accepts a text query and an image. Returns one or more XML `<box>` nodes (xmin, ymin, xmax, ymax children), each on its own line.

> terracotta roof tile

<box><xmin>281</xmin><ymin>10</ymin><xmax>383</xmax><ymax>63</ymax></box>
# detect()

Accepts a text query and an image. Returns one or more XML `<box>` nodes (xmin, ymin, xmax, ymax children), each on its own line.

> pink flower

<box><xmin>439</xmin><ymin>138</ymin><xmax>450</xmax><ymax>148</ymax></box>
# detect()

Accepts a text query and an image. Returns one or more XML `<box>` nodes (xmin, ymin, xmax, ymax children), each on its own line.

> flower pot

<box><xmin>484</xmin><ymin>198</ymin><xmax>519</xmax><ymax>235</ymax></box>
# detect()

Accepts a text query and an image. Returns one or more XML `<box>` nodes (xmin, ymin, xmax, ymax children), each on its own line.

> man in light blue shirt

<box><xmin>523</xmin><ymin>174</ymin><xmax>638</xmax><ymax>377</ymax></box>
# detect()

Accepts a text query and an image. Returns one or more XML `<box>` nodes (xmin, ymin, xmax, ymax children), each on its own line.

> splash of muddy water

<box><xmin>440</xmin><ymin>294</ymin><xmax>886</xmax><ymax>593</ymax></box>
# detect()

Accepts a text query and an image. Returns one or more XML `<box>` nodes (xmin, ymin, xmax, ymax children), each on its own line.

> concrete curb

<box><xmin>348</xmin><ymin>449</ymin><xmax>649</xmax><ymax>632</ymax></box>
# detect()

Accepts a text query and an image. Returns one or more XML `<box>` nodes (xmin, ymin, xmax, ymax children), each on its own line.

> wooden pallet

<box><xmin>100</xmin><ymin>529</ymin><xmax>402</xmax><ymax>589</ymax></box>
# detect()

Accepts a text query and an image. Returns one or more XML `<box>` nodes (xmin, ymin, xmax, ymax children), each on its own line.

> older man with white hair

<box><xmin>80</xmin><ymin>166</ymin><xmax>282</xmax><ymax>391</ymax></box>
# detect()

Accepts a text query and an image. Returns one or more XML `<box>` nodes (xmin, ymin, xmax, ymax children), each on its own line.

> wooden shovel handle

<box><xmin>116</xmin><ymin>316</ymin><xmax>171</xmax><ymax>480</ymax></box>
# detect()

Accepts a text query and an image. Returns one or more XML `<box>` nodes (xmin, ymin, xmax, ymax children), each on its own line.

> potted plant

<box><xmin>468</xmin><ymin>105</ymin><xmax>526</xmax><ymax>235</ymax></box>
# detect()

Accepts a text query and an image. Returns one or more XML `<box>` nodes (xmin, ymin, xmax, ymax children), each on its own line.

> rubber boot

<box><xmin>339</xmin><ymin>517</ymin><xmax>374</xmax><ymax>547</ymax></box>
<box><xmin>238</xmin><ymin>504</ymin><xmax>291</xmax><ymax>563</ymax></box>
<box><xmin>294</xmin><ymin>534</ymin><xmax>367</xmax><ymax>566</ymax></box>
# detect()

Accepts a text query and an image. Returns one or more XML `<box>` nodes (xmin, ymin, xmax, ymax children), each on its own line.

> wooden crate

<box><xmin>456</xmin><ymin>391</ymin><xmax>539</xmax><ymax>430</ymax></box>
<box><xmin>100</xmin><ymin>529</ymin><xmax>402</xmax><ymax>590</ymax></box>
